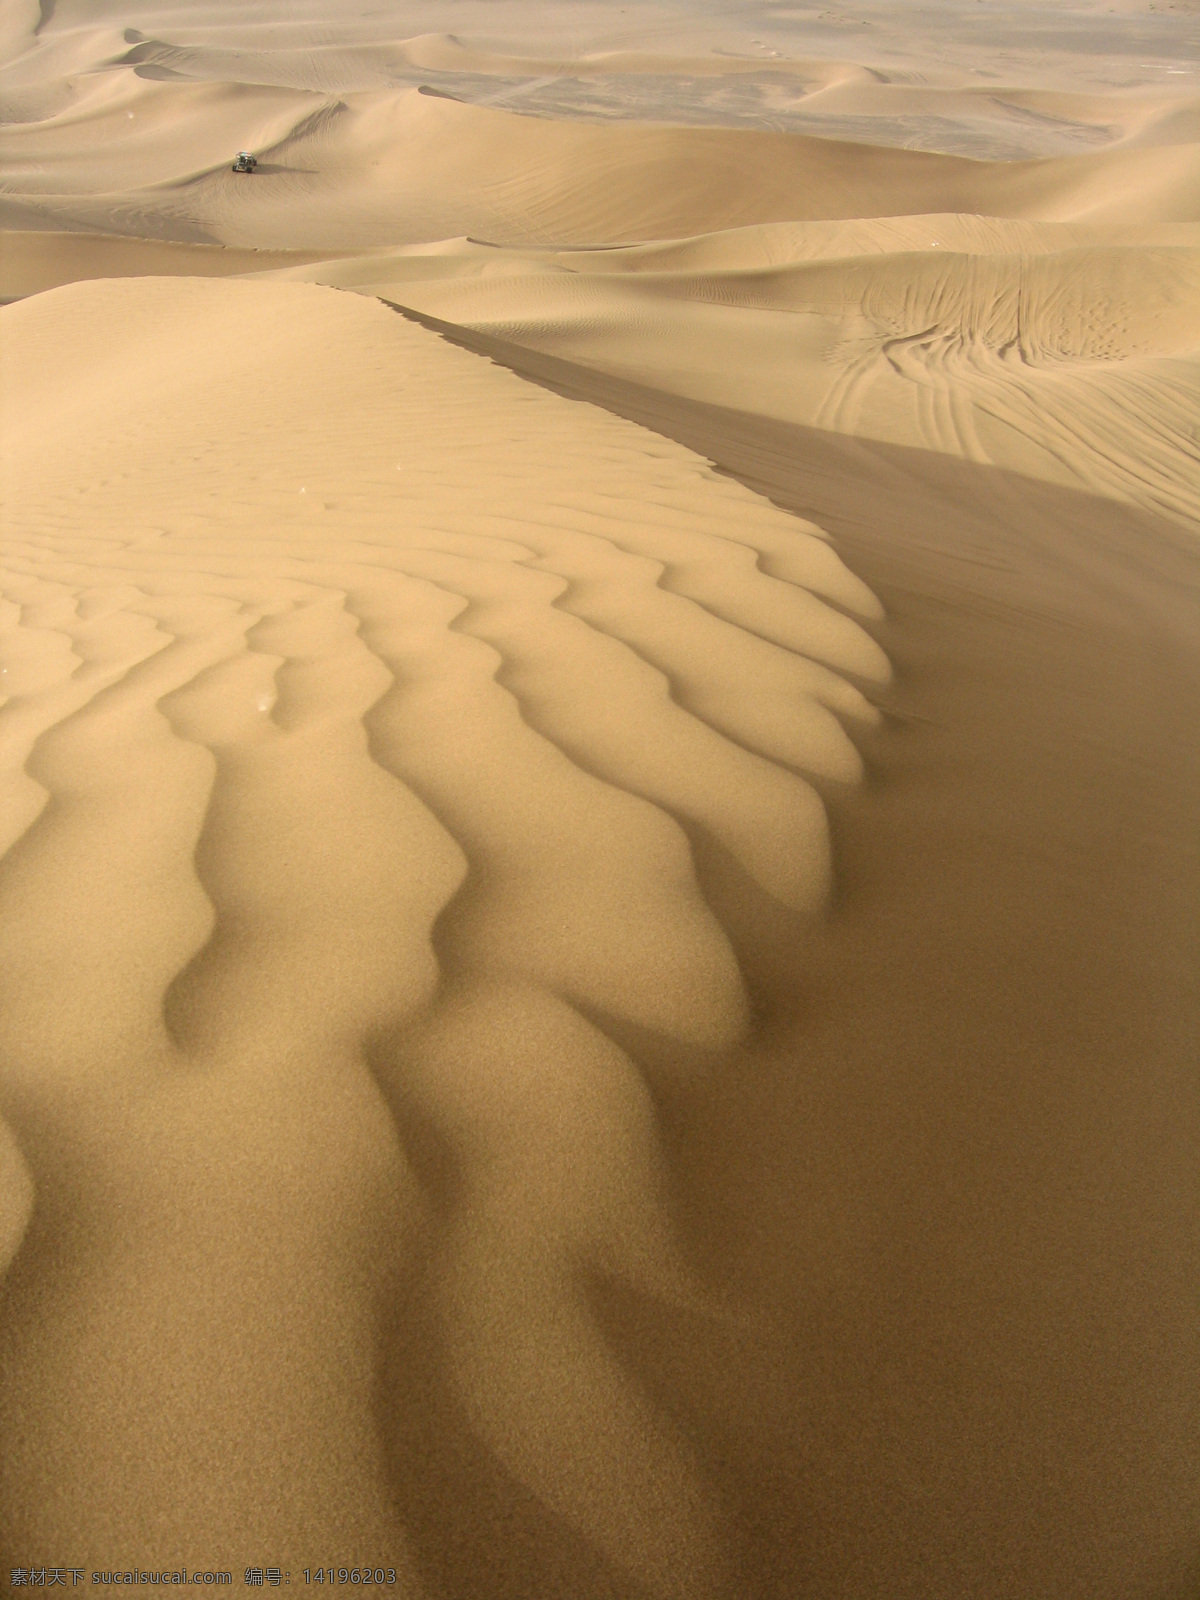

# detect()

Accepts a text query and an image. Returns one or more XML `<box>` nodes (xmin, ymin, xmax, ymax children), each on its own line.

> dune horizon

<box><xmin>1</xmin><ymin>2</ymin><xmax>1198</xmax><ymax>1597</ymax></box>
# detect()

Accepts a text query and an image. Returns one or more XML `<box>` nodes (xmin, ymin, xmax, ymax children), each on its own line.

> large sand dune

<box><xmin>2</xmin><ymin>2</ymin><xmax>1198</xmax><ymax>1596</ymax></box>
<box><xmin>1</xmin><ymin>273</ymin><xmax>885</xmax><ymax>1586</ymax></box>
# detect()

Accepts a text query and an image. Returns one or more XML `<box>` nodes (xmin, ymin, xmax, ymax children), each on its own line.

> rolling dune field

<box><xmin>1</xmin><ymin>2</ymin><xmax>1198</xmax><ymax>1597</ymax></box>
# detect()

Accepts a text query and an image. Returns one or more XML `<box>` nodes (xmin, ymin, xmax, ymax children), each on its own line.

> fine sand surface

<box><xmin>2</xmin><ymin>2</ymin><xmax>1199</xmax><ymax>1597</ymax></box>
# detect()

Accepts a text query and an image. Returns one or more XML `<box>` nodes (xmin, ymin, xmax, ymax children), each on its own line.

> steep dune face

<box><xmin>0</xmin><ymin>275</ymin><xmax>884</xmax><ymax>1585</ymax></box>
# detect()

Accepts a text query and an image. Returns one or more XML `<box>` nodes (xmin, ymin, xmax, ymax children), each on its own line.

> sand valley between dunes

<box><xmin>1</xmin><ymin>3</ymin><xmax>1198</xmax><ymax>1598</ymax></box>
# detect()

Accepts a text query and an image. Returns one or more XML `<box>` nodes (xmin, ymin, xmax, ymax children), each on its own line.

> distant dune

<box><xmin>5</xmin><ymin>70</ymin><xmax>1200</xmax><ymax>249</ymax></box>
<box><xmin>2</xmin><ymin>3</ymin><xmax>1198</xmax><ymax>1598</ymax></box>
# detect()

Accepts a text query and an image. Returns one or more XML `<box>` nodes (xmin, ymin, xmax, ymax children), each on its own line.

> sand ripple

<box><xmin>0</xmin><ymin>277</ymin><xmax>886</xmax><ymax>1587</ymax></box>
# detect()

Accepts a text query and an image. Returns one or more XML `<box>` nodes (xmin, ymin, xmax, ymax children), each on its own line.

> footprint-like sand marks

<box><xmin>0</xmin><ymin>277</ymin><xmax>888</xmax><ymax>1590</ymax></box>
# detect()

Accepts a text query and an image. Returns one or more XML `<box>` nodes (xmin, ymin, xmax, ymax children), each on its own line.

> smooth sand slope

<box><xmin>2</xmin><ymin>2</ymin><xmax>1199</xmax><ymax>1597</ymax></box>
<box><xmin>0</xmin><ymin>230</ymin><xmax>356</xmax><ymax>302</ymax></box>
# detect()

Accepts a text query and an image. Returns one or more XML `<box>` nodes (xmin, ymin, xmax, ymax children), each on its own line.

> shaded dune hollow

<box><xmin>0</xmin><ymin>276</ymin><xmax>888</xmax><ymax>1589</ymax></box>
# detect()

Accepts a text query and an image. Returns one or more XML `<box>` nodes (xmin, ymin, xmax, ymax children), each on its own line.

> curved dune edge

<box><xmin>263</xmin><ymin>220</ymin><xmax>1200</xmax><ymax>531</ymax></box>
<box><xmin>0</xmin><ymin>275</ymin><xmax>886</xmax><ymax>1584</ymax></box>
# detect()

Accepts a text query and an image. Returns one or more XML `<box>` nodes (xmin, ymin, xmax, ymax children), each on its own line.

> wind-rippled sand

<box><xmin>2</xmin><ymin>2</ymin><xmax>1198</xmax><ymax>1597</ymax></box>
<box><xmin>1</xmin><ymin>274</ymin><xmax>884</xmax><ymax>1587</ymax></box>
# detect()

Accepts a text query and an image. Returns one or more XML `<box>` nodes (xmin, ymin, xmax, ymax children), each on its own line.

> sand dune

<box><xmin>269</xmin><ymin>224</ymin><xmax>1200</xmax><ymax>526</ymax></box>
<box><xmin>2</xmin><ymin>1</ymin><xmax>1198</xmax><ymax>1595</ymax></box>
<box><xmin>4</xmin><ymin>53</ymin><xmax>1200</xmax><ymax>251</ymax></box>
<box><xmin>0</xmin><ymin>274</ymin><xmax>884</xmax><ymax>1584</ymax></box>
<box><xmin>8</xmin><ymin>0</ymin><xmax>1199</xmax><ymax>151</ymax></box>
<box><xmin>0</xmin><ymin>229</ymin><xmax>354</xmax><ymax>301</ymax></box>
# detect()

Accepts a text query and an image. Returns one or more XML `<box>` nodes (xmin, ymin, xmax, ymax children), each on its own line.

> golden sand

<box><xmin>1</xmin><ymin>2</ymin><xmax>1197</xmax><ymax>1595</ymax></box>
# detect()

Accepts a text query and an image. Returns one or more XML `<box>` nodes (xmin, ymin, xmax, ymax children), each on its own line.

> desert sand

<box><xmin>1</xmin><ymin>2</ymin><xmax>1198</xmax><ymax>1597</ymax></box>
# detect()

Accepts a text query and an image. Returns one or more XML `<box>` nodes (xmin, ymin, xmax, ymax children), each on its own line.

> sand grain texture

<box><xmin>1</xmin><ymin>2</ymin><xmax>1198</xmax><ymax>1596</ymax></box>
<box><xmin>0</xmin><ymin>275</ymin><xmax>883</xmax><ymax>1591</ymax></box>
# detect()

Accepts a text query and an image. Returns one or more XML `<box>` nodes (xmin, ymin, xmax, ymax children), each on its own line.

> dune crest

<box><xmin>293</xmin><ymin>223</ymin><xmax>1199</xmax><ymax>528</ymax></box>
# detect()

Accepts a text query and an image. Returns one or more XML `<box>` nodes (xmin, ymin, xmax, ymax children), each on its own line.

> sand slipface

<box><xmin>2</xmin><ymin>2</ymin><xmax>1199</xmax><ymax>1597</ymax></box>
